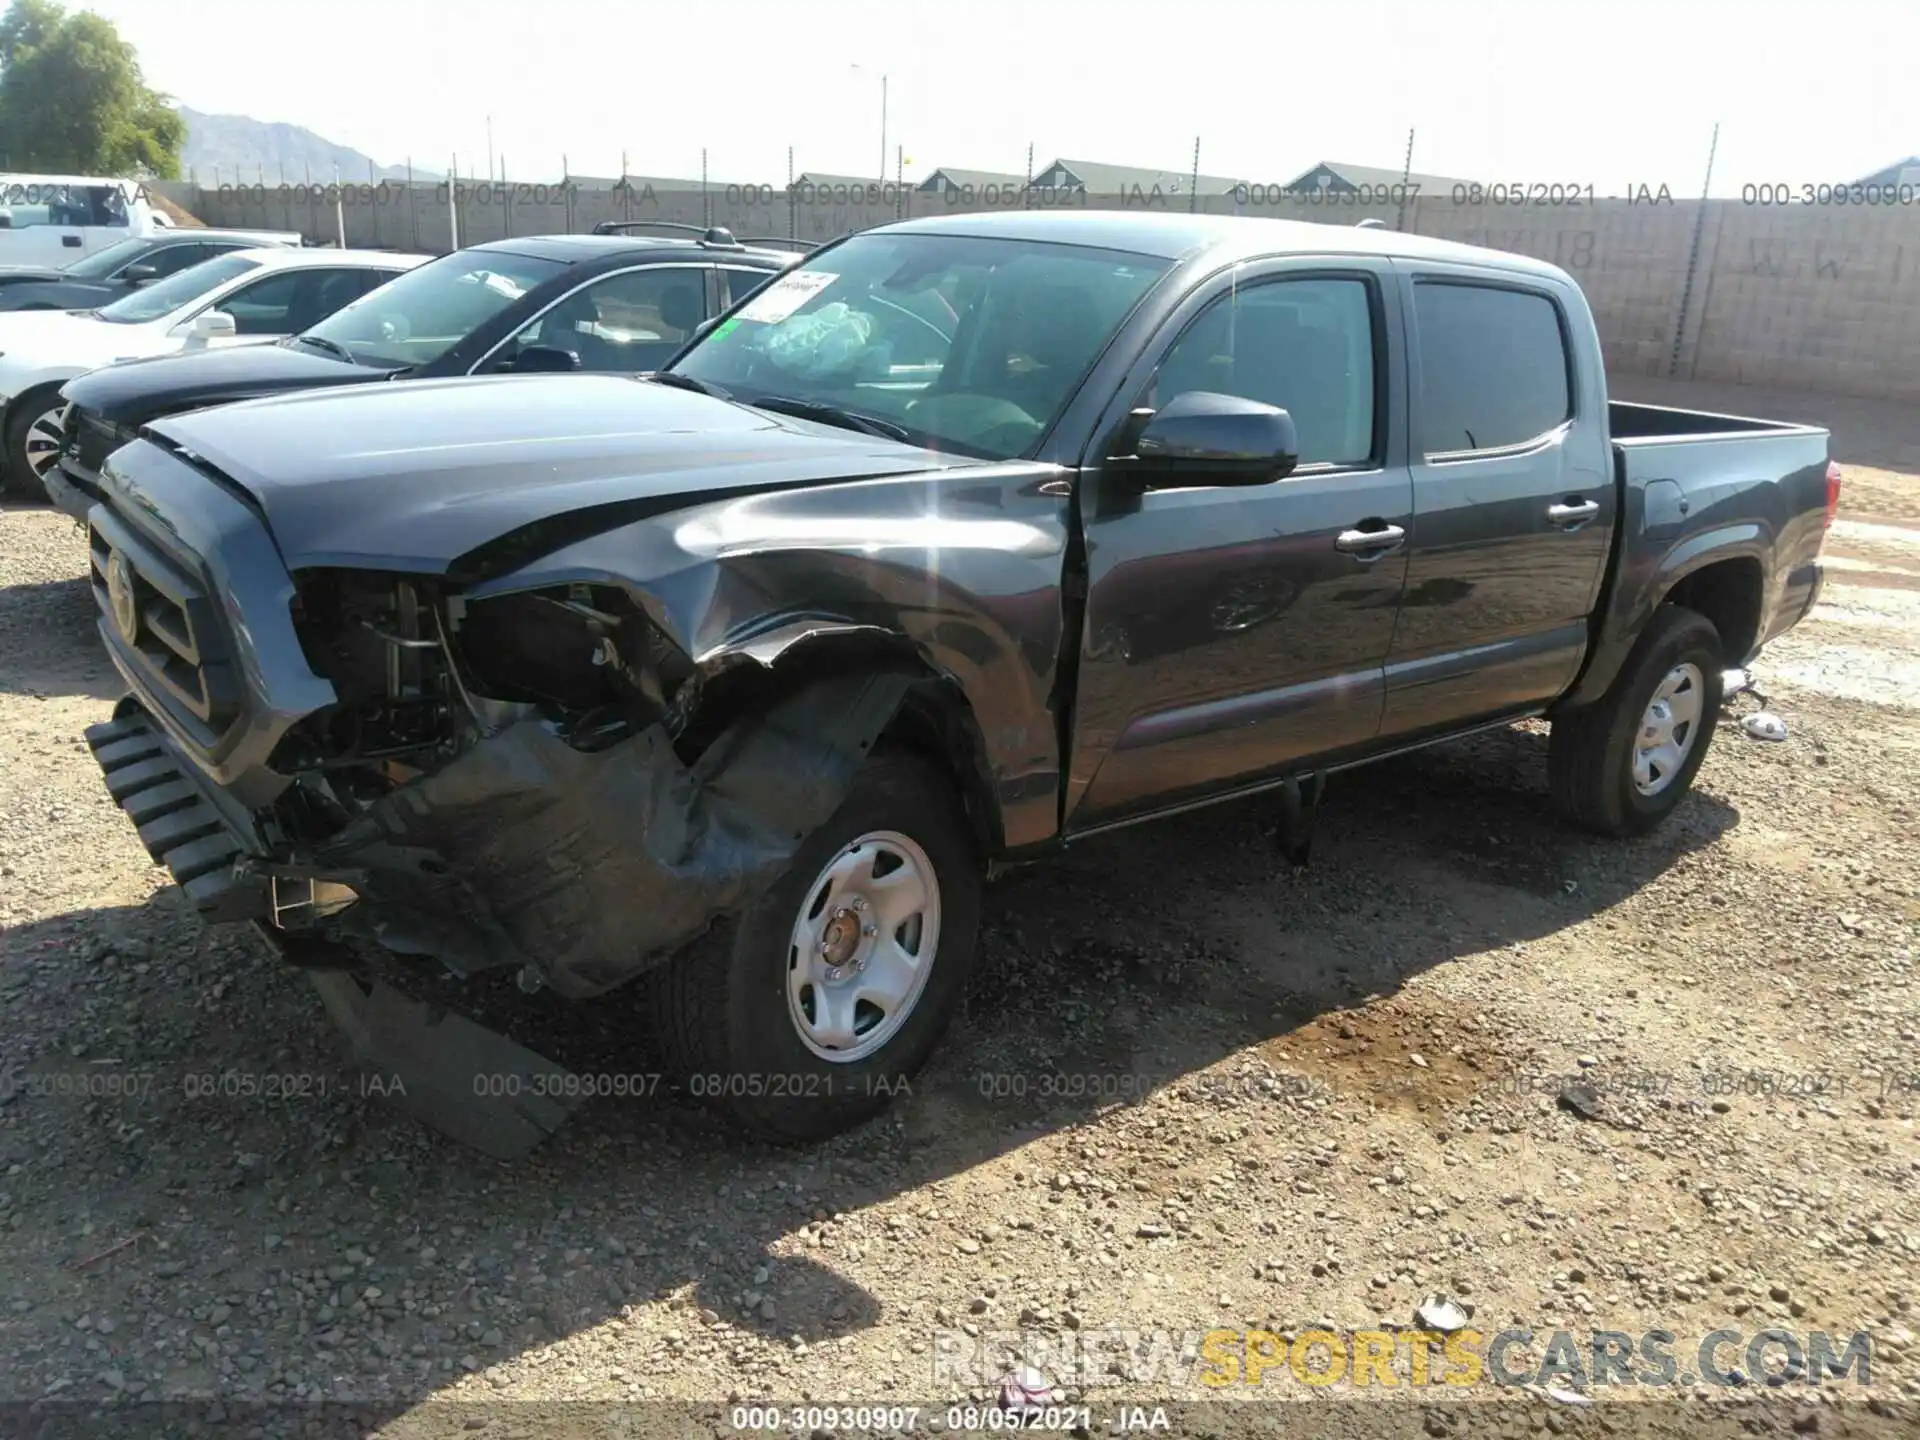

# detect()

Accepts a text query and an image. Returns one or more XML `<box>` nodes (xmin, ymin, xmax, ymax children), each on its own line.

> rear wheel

<box><xmin>1549</xmin><ymin>605</ymin><xmax>1724</xmax><ymax>836</ymax></box>
<box><xmin>4</xmin><ymin>389</ymin><xmax>68</xmax><ymax>500</ymax></box>
<box><xmin>646</xmin><ymin>748</ymin><xmax>980</xmax><ymax>1142</ymax></box>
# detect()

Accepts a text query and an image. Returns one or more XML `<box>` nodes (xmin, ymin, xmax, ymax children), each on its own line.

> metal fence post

<box><xmin>1667</xmin><ymin>122</ymin><xmax>1720</xmax><ymax>378</ymax></box>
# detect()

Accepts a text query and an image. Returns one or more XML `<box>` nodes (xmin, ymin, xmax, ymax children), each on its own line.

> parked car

<box><xmin>78</xmin><ymin>212</ymin><xmax>1836</xmax><ymax>1150</ymax></box>
<box><xmin>0</xmin><ymin>247</ymin><xmax>426</xmax><ymax>495</ymax></box>
<box><xmin>0</xmin><ymin>230</ymin><xmax>304</xmax><ymax>312</ymax></box>
<box><xmin>43</xmin><ymin>228</ymin><xmax>805</xmax><ymax>521</ymax></box>
<box><xmin>0</xmin><ymin>176</ymin><xmax>184</xmax><ymax>266</ymax></box>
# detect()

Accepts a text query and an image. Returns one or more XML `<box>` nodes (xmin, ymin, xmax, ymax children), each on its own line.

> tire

<box><xmin>646</xmin><ymin>747</ymin><xmax>981</xmax><ymax>1142</ymax></box>
<box><xmin>3</xmin><ymin>387</ymin><xmax>67</xmax><ymax>501</ymax></box>
<box><xmin>1549</xmin><ymin>605</ymin><xmax>1725</xmax><ymax>837</ymax></box>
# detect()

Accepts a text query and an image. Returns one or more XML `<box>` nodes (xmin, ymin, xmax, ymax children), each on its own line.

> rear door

<box><xmin>1065</xmin><ymin>256</ymin><xmax>1413</xmax><ymax>829</ymax></box>
<box><xmin>0</xmin><ymin>183</ymin><xmax>89</xmax><ymax>265</ymax></box>
<box><xmin>1377</xmin><ymin>267</ymin><xmax>1615</xmax><ymax>739</ymax></box>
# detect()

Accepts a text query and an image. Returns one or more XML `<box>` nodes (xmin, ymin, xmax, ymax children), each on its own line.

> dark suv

<box><xmin>44</xmin><ymin>226</ymin><xmax>804</xmax><ymax>521</ymax></box>
<box><xmin>0</xmin><ymin>231</ymin><xmax>301</xmax><ymax>312</ymax></box>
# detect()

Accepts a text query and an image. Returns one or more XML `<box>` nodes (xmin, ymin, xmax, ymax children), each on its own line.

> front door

<box><xmin>1378</xmin><ymin>269</ymin><xmax>1616</xmax><ymax>738</ymax></box>
<box><xmin>1065</xmin><ymin>260</ymin><xmax>1413</xmax><ymax>830</ymax></box>
<box><xmin>488</xmin><ymin>264</ymin><xmax>713</xmax><ymax>373</ymax></box>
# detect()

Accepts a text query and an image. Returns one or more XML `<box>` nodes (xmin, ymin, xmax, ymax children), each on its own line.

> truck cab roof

<box><xmin>872</xmin><ymin>209</ymin><xmax>1572</xmax><ymax>282</ymax></box>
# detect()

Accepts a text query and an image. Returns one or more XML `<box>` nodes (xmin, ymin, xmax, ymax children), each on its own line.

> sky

<box><xmin>82</xmin><ymin>0</ymin><xmax>1912</xmax><ymax>196</ymax></box>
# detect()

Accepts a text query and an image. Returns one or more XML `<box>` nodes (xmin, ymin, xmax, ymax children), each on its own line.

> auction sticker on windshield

<box><xmin>738</xmin><ymin>270</ymin><xmax>838</xmax><ymax>323</ymax></box>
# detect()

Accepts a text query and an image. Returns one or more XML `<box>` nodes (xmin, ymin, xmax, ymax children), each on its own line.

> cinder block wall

<box><xmin>159</xmin><ymin>179</ymin><xmax>1920</xmax><ymax>403</ymax></box>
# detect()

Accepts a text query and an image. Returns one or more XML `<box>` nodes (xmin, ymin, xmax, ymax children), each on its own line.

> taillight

<box><xmin>1824</xmin><ymin>460</ymin><xmax>1843</xmax><ymax>531</ymax></box>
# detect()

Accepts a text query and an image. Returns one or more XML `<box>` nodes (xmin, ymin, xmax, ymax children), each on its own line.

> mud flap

<box><xmin>306</xmin><ymin>970</ymin><xmax>583</xmax><ymax>1159</ymax></box>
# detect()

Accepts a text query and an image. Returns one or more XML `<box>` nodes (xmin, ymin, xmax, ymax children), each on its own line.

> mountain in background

<box><xmin>176</xmin><ymin>106</ymin><xmax>440</xmax><ymax>185</ymax></box>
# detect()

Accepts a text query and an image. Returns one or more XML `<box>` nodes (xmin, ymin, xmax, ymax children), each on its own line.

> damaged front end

<box><xmin>87</xmin><ymin>562</ymin><xmax>917</xmax><ymax>1156</ymax></box>
<box><xmin>183</xmin><ymin>568</ymin><xmax>914</xmax><ymax>998</ymax></box>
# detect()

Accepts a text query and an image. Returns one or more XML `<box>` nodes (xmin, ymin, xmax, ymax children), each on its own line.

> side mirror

<box><xmin>192</xmin><ymin>310</ymin><xmax>238</xmax><ymax>339</ymax></box>
<box><xmin>121</xmin><ymin>262</ymin><xmax>158</xmax><ymax>284</ymax></box>
<box><xmin>1110</xmin><ymin>391</ymin><xmax>1299</xmax><ymax>488</ymax></box>
<box><xmin>689</xmin><ymin>316</ymin><xmax>721</xmax><ymax>342</ymax></box>
<box><xmin>505</xmin><ymin>344</ymin><xmax>581</xmax><ymax>374</ymax></box>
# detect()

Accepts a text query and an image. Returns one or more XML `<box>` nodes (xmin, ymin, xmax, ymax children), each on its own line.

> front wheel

<box><xmin>3</xmin><ymin>392</ymin><xmax>68</xmax><ymax>500</ymax></box>
<box><xmin>1549</xmin><ymin>605</ymin><xmax>1725</xmax><ymax>837</ymax></box>
<box><xmin>646</xmin><ymin>748</ymin><xmax>981</xmax><ymax>1141</ymax></box>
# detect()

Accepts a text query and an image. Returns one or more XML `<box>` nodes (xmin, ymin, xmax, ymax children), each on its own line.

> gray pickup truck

<box><xmin>78</xmin><ymin>211</ymin><xmax>1836</xmax><ymax>1149</ymax></box>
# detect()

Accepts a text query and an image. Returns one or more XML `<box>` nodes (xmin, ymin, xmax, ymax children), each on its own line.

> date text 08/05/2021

<box><xmin>727</xmin><ymin>1403</ymin><xmax>1170</xmax><ymax>1433</ymax></box>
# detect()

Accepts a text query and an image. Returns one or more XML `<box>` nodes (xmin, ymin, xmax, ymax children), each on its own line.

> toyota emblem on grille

<box><xmin>105</xmin><ymin>549</ymin><xmax>139</xmax><ymax>644</ymax></box>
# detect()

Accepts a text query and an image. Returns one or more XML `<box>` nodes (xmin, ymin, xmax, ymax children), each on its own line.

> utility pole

<box><xmin>1395</xmin><ymin>126</ymin><xmax>1416</xmax><ymax>230</ymax></box>
<box><xmin>850</xmin><ymin>66</ymin><xmax>888</xmax><ymax>182</ymax></box>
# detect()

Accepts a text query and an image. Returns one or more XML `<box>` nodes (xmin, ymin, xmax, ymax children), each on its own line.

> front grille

<box><xmin>89</xmin><ymin>507</ymin><xmax>243</xmax><ymax>742</ymax></box>
<box><xmin>53</xmin><ymin>408</ymin><xmax>128</xmax><ymax>507</ymax></box>
<box><xmin>71</xmin><ymin>409</ymin><xmax>128</xmax><ymax>477</ymax></box>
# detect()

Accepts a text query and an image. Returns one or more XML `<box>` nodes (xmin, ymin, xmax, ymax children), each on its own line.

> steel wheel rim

<box><xmin>786</xmin><ymin>829</ymin><xmax>941</xmax><ymax>1063</ymax></box>
<box><xmin>1632</xmin><ymin>661</ymin><xmax>1705</xmax><ymax>796</ymax></box>
<box><xmin>24</xmin><ymin>404</ymin><xmax>66</xmax><ymax>480</ymax></box>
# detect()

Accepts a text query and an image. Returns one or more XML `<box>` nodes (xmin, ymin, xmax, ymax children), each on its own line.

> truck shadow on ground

<box><xmin>0</xmin><ymin>721</ymin><xmax>1736</xmax><ymax>1417</ymax></box>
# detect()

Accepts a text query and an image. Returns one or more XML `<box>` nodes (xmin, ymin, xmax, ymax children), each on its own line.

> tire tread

<box><xmin>645</xmin><ymin>746</ymin><xmax>976</xmax><ymax>1142</ymax></box>
<box><xmin>1550</xmin><ymin>605</ymin><xmax>1723</xmax><ymax>838</ymax></box>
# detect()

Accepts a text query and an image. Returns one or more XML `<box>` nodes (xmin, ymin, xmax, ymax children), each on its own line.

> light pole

<box><xmin>850</xmin><ymin>65</ymin><xmax>887</xmax><ymax>182</ymax></box>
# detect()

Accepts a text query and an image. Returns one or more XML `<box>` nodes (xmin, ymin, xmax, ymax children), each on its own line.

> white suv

<box><xmin>0</xmin><ymin>246</ymin><xmax>427</xmax><ymax>495</ymax></box>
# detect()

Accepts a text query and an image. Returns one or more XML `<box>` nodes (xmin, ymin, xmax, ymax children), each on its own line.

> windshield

<box><xmin>667</xmin><ymin>232</ymin><xmax>1172</xmax><ymax>460</ymax></box>
<box><xmin>299</xmin><ymin>249</ymin><xmax>566</xmax><ymax>368</ymax></box>
<box><xmin>94</xmin><ymin>253</ymin><xmax>261</xmax><ymax>324</ymax></box>
<box><xmin>63</xmin><ymin>236</ymin><xmax>153</xmax><ymax>280</ymax></box>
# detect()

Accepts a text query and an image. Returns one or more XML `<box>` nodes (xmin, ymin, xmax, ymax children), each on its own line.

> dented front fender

<box><xmin>462</xmin><ymin>463</ymin><xmax>1075</xmax><ymax>854</ymax></box>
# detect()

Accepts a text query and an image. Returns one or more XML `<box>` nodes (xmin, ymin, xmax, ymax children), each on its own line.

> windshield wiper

<box><xmin>290</xmin><ymin>334</ymin><xmax>355</xmax><ymax>363</ymax></box>
<box><xmin>746</xmin><ymin>394</ymin><xmax>910</xmax><ymax>442</ymax></box>
<box><xmin>649</xmin><ymin>371</ymin><xmax>731</xmax><ymax>400</ymax></box>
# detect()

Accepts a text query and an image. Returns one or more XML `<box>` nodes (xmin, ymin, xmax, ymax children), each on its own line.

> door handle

<box><xmin>1334</xmin><ymin>522</ymin><xmax>1406</xmax><ymax>559</ymax></box>
<box><xmin>1547</xmin><ymin>498</ymin><xmax>1600</xmax><ymax>528</ymax></box>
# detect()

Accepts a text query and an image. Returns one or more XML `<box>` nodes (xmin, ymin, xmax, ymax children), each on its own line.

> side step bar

<box><xmin>84</xmin><ymin>709</ymin><xmax>265</xmax><ymax>923</ymax></box>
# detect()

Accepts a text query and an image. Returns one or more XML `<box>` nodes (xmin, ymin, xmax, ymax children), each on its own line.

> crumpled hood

<box><xmin>141</xmin><ymin>372</ymin><xmax>975</xmax><ymax>576</ymax></box>
<box><xmin>63</xmin><ymin>340</ymin><xmax>390</xmax><ymax>429</ymax></box>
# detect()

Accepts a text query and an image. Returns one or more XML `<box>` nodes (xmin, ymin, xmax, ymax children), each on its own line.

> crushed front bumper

<box><xmin>85</xmin><ymin>670</ymin><xmax>918</xmax><ymax>998</ymax></box>
<box><xmin>86</xmin><ymin>698</ymin><xmax>589</xmax><ymax>1160</ymax></box>
<box><xmin>84</xmin><ymin>699</ymin><xmax>268</xmax><ymax>923</ymax></box>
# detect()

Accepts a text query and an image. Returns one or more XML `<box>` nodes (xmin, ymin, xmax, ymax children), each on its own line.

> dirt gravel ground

<box><xmin>1</xmin><ymin>377</ymin><xmax>1916</xmax><ymax>1439</ymax></box>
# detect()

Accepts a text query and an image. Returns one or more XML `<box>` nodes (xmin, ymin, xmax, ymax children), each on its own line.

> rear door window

<box><xmin>1412</xmin><ymin>282</ymin><xmax>1572</xmax><ymax>455</ymax></box>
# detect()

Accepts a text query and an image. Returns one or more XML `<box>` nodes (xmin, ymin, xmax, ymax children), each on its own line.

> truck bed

<box><xmin>1607</xmin><ymin>399</ymin><xmax>1825</xmax><ymax>444</ymax></box>
<box><xmin>1575</xmin><ymin>398</ymin><xmax>1832</xmax><ymax>707</ymax></box>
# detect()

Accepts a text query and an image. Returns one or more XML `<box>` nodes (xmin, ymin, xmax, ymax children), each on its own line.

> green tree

<box><xmin>0</xmin><ymin>0</ymin><xmax>184</xmax><ymax>177</ymax></box>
